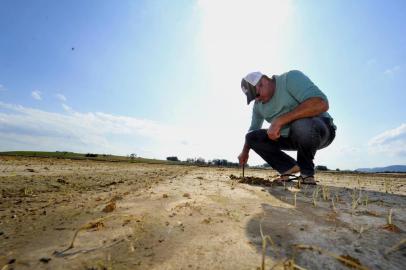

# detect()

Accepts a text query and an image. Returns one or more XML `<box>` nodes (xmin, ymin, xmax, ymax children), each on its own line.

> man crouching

<box><xmin>238</xmin><ymin>70</ymin><xmax>336</xmax><ymax>185</ymax></box>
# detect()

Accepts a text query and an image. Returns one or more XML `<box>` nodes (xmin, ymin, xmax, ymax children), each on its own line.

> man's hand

<box><xmin>267</xmin><ymin>119</ymin><xmax>282</xmax><ymax>140</ymax></box>
<box><xmin>266</xmin><ymin>98</ymin><xmax>329</xmax><ymax>141</ymax></box>
<box><xmin>238</xmin><ymin>151</ymin><xmax>249</xmax><ymax>166</ymax></box>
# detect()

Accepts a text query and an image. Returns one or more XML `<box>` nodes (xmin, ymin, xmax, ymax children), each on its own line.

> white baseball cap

<box><xmin>241</xmin><ymin>71</ymin><xmax>263</xmax><ymax>104</ymax></box>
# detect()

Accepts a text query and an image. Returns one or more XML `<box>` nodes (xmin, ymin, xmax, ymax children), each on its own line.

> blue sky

<box><xmin>1</xmin><ymin>0</ymin><xmax>405</xmax><ymax>170</ymax></box>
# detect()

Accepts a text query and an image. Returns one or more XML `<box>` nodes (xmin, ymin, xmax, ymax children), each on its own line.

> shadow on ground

<box><xmin>244</xmin><ymin>180</ymin><xmax>406</xmax><ymax>270</ymax></box>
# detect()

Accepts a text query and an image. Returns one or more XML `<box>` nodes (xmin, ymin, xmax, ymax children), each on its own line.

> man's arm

<box><xmin>267</xmin><ymin>97</ymin><xmax>329</xmax><ymax>140</ymax></box>
<box><xmin>239</xmin><ymin>105</ymin><xmax>264</xmax><ymax>165</ymax></box>
<box><xmin>238</xmin><ymin>142</ymin><xmax>250</xmax><ymax>166</ymax></box>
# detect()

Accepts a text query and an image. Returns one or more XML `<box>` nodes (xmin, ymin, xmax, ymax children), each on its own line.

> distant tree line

<box><xmin>165</xmin><ymin>156</ymin><xmax>240</xmax><ymax>167</ymax></box>
<box><xmin>315</xmin><ymin>165</ymin><xmax>328</xmax><ymax>171</ymax></box>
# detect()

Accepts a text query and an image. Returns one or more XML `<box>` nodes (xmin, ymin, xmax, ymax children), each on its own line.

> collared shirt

<box><xmin>249</xmin><ymin>70</ymin><xmax>334</xmax><ymax>137</ymax></box>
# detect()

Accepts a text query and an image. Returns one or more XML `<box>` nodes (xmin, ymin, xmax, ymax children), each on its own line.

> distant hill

<box><xmin>0</xmin><ymin>151</ymin><xmax>173</xmax><ymax>165</ymax></box>
<box><xmin>356</xmin><ymin>165</ymin><xmax>406</xmax><ymax>173</ymax></box>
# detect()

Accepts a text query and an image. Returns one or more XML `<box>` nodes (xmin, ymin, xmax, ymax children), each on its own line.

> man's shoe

<box><xmin>273</xmin><ymin>174</ymin><xmax>300</xmax><ymax>186</ymax></box>
<box><xmin>300</xmin><ymin>175</ymin><xmax>317</xmax><ymax>185</ymax></box>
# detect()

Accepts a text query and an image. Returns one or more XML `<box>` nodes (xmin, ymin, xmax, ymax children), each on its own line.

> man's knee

<box><xmin>245</xmin><ymin>129</ymin><xmax>267</xmax><ymax>146</ymax></box>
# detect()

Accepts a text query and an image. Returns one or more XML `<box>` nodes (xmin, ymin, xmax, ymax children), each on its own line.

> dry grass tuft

<box><xmin>331</xmin><ymin>197</ymin><xmax>337</xmax><ymax>212</ymax></box>
<box><xmin>312</xmin><ymin>186</ymin><xmax>319</xmax><ymax>207</ymax></box>
<box><xmin>381</xmin><ymin>209</ymin><xmax>401</xmax><ymax>232</ymax></box>
<box><xmin>54</xmin><ymin>214</ymin><xmax>137</xmax><ymax>257</ymax></box>
<box><xmin>87</xmin><ymin>221</ymin><xmax>105</xmax><ymax>230</ymax></box>
<box><xmin>258</xmin><ymin>223</ymin><xmax>307</xmax><ymax>270</ymax></box>
<box><xmin>293</xmin><ymin>244</ymin><xmax>368</xmax><ymax>270</ymax></box>
<box><xmin>385</xmin><ymin>238</ymin><xmax>406</xmax><ymax>255</ymax></box>
<box><xmin>321</xmin><ymin>185</ymin><xmax>330</xmax><ymax>201</ymax></box>
<box><xmin>259</xmin><ymin>222</ymin><xmax>279</xmax><ymax>270</ymax></box>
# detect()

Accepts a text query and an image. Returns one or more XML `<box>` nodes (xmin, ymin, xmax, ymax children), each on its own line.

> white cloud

<box><xmin>336</xmin><ymin>145</ymin><xmax>362</xmax><ymax>154</ymax></box>
<box><xmin>0</xmin><ymin>84</ymin><xmax>5</xmax><ymax>91</ymax></box>
<box><xmin>0</xmin><ymin>101</ymin><xmax>220</xmax><ymax>160</ymax></box>
<box><xmin>31</xmin><ymin>90</ymin><xmax>42</xmax><ymax>100</ymax></box>
<box><xmin>1</xmin><ymin>101</ymin><xmax>401</xmax><ymax>168</ymax></box>
<box><xmin>56</xmin><ymin>93</ymin><xmax>67</xmax><ymax>102</ymax></box>
<box><xmin>61</xmin><ymin>103</ymin><xmax>72</xmax><ymax>112</ymax></box>
<box><xmin>368</xmin><ymin>123</ymin><xmax>406</xmax><ymax>156</ymax></box>
<box><xmin>383</xmin><ymin>65</ymin><xmax>400</xmax><ymax>76</ymax></box>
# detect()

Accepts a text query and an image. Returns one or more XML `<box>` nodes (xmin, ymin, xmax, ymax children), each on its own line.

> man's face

<box><xmin>255</xmin><ymin>77</ymin><xmax>274</xmax><ymax>104</ymax></box>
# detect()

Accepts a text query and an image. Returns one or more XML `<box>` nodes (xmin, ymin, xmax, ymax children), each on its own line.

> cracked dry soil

<box><xmin>1</xmin><ymin>156</ymin><xmax>405</xmax><ymax>270</ymax></box>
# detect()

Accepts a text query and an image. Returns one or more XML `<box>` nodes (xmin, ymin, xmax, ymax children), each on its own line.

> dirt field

<box><xmin>1</xmin><ymin>156</ymin><xmax>405</xmax><ymax>270</ymax></box>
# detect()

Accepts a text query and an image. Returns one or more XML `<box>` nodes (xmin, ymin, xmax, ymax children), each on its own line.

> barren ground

<box><xmin>1</xmin><ymin>156</ymin><xmax>405</xmax><ymax>270</ymax></box>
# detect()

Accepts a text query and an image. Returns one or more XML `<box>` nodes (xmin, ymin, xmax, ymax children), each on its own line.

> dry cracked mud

<box><xmin>1</xmin><ymin>156</ymin><xmax>405</xmax><ymax>269</ymax></box>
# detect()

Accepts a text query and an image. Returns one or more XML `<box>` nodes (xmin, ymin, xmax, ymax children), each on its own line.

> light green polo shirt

<box><xmin>249</xmin><ymin>70</ymin><xmax>334</xmax><ymax>137</ymax></box>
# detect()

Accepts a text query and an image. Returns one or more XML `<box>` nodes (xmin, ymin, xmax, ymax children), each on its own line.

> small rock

<box><xmin>183</xmin><ymin>193</ymin><xmax>191</xmax><ymax>198</ymax></box>
<box><xmin>40</xmin><ymin>257</ymin><xmax>51</xmax><ymax>263</ymax></box>
<box><xmin>202</xmin><ymin>217</ymin><xmax>212</xmax><ymax>224</ymax></box>
<box><xmin>8</xmin><ymin>259</ymin><xmax>16</xmax><ymax>264</ymax></box>
<box><xmin>57</xmin><ymin>178</ymin><xmax>67</xmax><ymax>184</ymax></box>
<box><xmin>162</xmin><ymin>194</ymin><xmax>168</xmax><ymax>198</ymax></box>
<box><xmin>102</xmin><ymin>201</ymin><xmax>116</xmax><ymax>213</ymax></box>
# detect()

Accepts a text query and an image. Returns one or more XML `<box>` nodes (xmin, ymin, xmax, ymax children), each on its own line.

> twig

<box><xmin>294</xmin><ymin>244</ymin><xmax>369</xmax><ymax>270</ymax></box>
<box><xmin>54</xmin><ymin>214</ymin><xmax>136</xmax><ymax>257</ymax></box>
<box><xmin>294</xmin><ymin>192</ymin><xmax>297</xmax><ymax>207</ymax></box>
<box><xmin>54</xmin><ymin>239</ymin><xmax>124</xmax><ymax>258</ymax></box>
<box><xmin>260</xmin><ymin>222</ymin><xmax>280</xmax><ymax>270</ymax></box>
<box><xmin>331</xmin><ymin>197</ymin><xmax>336</xmax><ymax>212</ymax></box>
<box><xmin>270</xmin><ymin>259</ymin><xmax>308</xmax><ymax>270</ymax></box>
<box><xmin>385</xmin><ymin>238</ymin><xmax>406</xmax><ymax>255</ymax></box>
<box><xmin>387</xmin><ymin>209</ymin><xmax>393</xmax><ymax>225</ymax></box>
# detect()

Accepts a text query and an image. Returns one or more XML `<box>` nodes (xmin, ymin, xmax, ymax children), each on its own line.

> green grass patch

<box><xmin>0</xmin><ymin>151</ymin><xmax>183</xmax><ymax>165</ymax></box>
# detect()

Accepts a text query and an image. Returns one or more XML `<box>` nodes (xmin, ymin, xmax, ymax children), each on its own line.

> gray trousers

<box><xmin>245</xmin><ymin>117</ymin><xmax>336</xmax><ymax>176</ymax></box>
